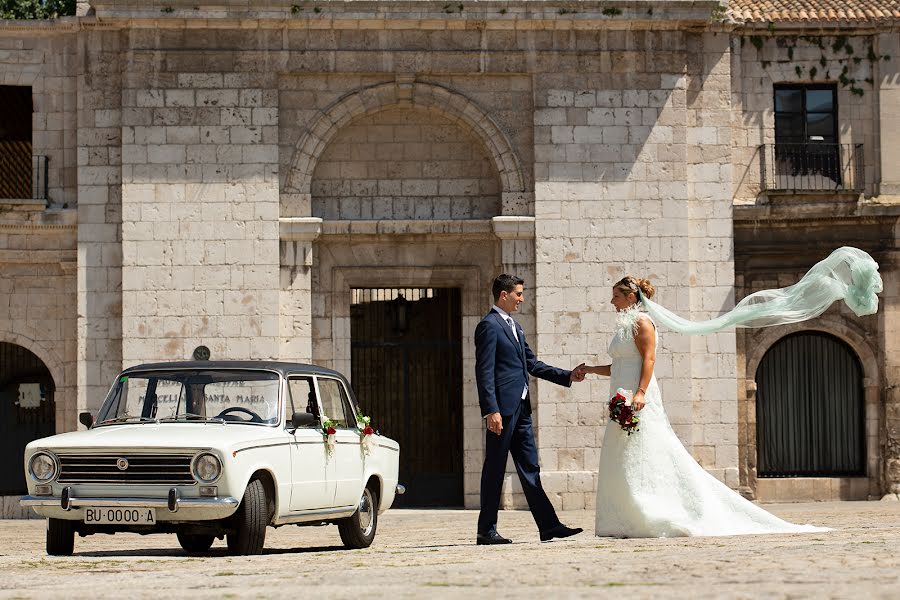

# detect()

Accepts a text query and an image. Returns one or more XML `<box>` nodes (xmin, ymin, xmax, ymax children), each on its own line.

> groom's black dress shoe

<box><xmin>476</xmin><ymin>531</ymin><xmax>512</xmax><ymax>545</ymax></box>
<box><xmin>539</xmin><ymin>524</ymin><xmax>583</xmax><ymax>542</ymax></box>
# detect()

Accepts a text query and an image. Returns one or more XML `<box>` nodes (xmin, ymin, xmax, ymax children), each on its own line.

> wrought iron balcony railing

<box><xmin>0</xmin><ymin>140</ymin><xmax>48</xmax><ymax>201</ymax></box>
<box><xmin>759</xmin><ymin>143</ymin><xmax>863</xmax><ymax>193</ymax></box>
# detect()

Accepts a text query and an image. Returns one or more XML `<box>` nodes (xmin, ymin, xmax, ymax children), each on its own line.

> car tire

<box><xmin>338</xmin><ymin>485</ymin><xmax>378</xmax><ymax>549</ymax></box>
<box><xmin>176</xmin><ymin>532</ymin><xmax>215</xmax><ymax>553</ymax></box>
<box><xmin>46</xmin><ymin>518</ymin><xmax>74</xmax><ymax>556</ymax></box>
<box><xmin>226</xmin><ymin>478</ymin><xmax>267</xmax><ymax>555</ymax></box>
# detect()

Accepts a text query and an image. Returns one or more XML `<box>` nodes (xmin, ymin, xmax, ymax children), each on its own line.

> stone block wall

<box><xmin>530</xmin><ymin>30</ymin><xmax>738</xmax><ymax>511</ymax></box>
<box><xmin>119</xmin><ymin>29</ymin><xmax>282</xmax><ymax>364</ymax></box>
<box><xmin>311</xmin><ymin>106</ymin><xmax>500</xmax><ymax>220</ymax></box>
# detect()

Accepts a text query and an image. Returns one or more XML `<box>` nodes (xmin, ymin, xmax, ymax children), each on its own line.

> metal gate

<box><xmin>756</xmin><ymin>332</ymin><xmax>865</xmax><ymax>477</ymax></box>
<box><xmin>0</xmin><ymin>342</ymin><xmax>56</xmax><ymax>495</ymax></box>
<box><xmin>351</xmin><ymin>288</ymin><xmax>463</xmax><ymax>507</ymax></box>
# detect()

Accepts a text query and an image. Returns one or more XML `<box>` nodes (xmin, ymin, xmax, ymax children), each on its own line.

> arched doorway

<box><xmin>0</xmin><ymin>342</ymin><xmax>56</xmax><ymax>495</ymax></box>
<box><xmin>755</xmin><ymin>332</ymin><xmax>865</xmax><ymax>478</ymax></box>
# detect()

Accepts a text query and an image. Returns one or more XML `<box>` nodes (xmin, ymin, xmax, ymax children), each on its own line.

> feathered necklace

<box><xmin>615</xmin><ymin>304</ymin><xmax>643</xmax><ymax>340</ymax></box>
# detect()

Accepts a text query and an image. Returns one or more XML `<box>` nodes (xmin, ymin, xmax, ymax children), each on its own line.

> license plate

<box><xmin>84</xmin><ymin>507</ymin><xmax>156</xmax><ymax>525</ymax></box>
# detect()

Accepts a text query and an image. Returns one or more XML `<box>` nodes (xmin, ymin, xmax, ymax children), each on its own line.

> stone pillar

<box><xmin>279</xmin><ymin>217</ymin><xmax>322</xmax><ymax>363</ymax></box>
<box><xmin>685</xmin><ymin>32</ymin><xmax>739</xmax><ymax>487</ymax></box>
<box><xmin>76</xmin><ymin>30</ymin><xmax>123</xmax><ymax>423</ymax></box>
<box><xmin>492</xmin><ymin>216</ymin><xmax>537</xmax><ymax>509</ymax></box>
<box><xmin>878</xmin><ymin>33</ymin><xmax>900</xmax><ymax>197</ymax></box>
<box><xmin>883</xmin><ymin>249</ymin><xmax>900</xmax><ymax>497</ymax></box>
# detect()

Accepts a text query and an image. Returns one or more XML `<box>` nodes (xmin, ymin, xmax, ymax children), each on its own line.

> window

<box><xmin>316</xmin><ymin>378</ymin><xmax>356</xmax><ymax>428</ymax></box>
<box><xmin>287</xmin><ymin>377</ymin><xmax>319</xmax><ymax>427</ymax></box>
<box><xmin>0</xmin><ymin>85</ymin><xmax>34</xmax><ymax>199</ymax></box>
<box><xmin>773</xmin><ymin>85</ymin><xmax>841</xmax><ymax>187</ymax></box>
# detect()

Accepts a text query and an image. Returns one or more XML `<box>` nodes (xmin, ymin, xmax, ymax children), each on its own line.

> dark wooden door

<box><xmin>351</xmin><ymin>288</ymin><xmax>463</xmax><ymax>507</ymax></box>
<box><xmin>756</xmin><ymin>332</ymin><xmax>865</xmax><ymax>477</ymax></box>
<box><xmin>0</xmin><ymin>342</ymin><xmax>56</xmax><ymax>495</ymax></box>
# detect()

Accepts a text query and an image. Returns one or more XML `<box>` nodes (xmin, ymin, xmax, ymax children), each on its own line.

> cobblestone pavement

<box><xmin>2</xmin><ymin>502</ymin><xmax>899</xmax><ymax>599</ymax></box>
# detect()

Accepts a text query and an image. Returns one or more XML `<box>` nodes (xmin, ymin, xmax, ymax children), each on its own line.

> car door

<box><xmin>316</xmin><ymin>376</ymin><xmax>364</xmax><ymax>507</ymax></box>
<box><xmin>286</xmin><ymin>376</ymin><xmax>331</xmax><ymax>511</ymax></box>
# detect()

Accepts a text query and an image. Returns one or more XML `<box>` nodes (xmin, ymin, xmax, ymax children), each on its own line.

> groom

<box><xmin>475</xmin><ymin>274</ymin><xmax>586</xmax><ymax>544</ymax></box>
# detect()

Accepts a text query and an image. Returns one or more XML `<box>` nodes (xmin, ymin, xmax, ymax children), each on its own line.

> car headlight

<box><xmin>191</xmin><ymin>452</ymin><xmax>222</xmax><ymax>483</ymax></box>
<box><xmin>29</xmin><ymin>452</ymin><xmax>58</xmax><ymax>483</ymax></box>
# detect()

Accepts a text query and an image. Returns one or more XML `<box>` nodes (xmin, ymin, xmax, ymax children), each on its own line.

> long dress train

<box><xmin>594</xmin><ymin>313</ymin><xmax>829</xmax><ymax>538</ymax></box>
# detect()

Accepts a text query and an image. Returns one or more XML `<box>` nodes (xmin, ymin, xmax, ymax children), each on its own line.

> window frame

<box><xmin>313</xmin><ymin>375</ymin><xmax>359</xmax><ymax>430</ymax></box>
<box><xmin>773</xmin><ymin>83</ymin><xmax>838</xmax><ymax>144</ymax></box>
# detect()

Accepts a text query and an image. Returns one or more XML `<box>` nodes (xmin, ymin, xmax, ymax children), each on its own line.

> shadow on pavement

<box><xmin>76</xmin><ymin>545</ymin><xmax>349</xmax><ymax>557</ymax></box>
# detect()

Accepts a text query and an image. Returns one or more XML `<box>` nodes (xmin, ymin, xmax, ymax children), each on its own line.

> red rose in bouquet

<box><xmin>363</xmin><ymin>426</ymin><xmax>375</xmax><ymax>436</ymax></box>
<box><xmin>325</xmin><ymin>426</ymin><xmax>337</xmax><ymax>435</ymax></box>
<box><xmin>608</xmin><ymin>389</ymin><xmax>640</xmax><ymax>435</ymax></box>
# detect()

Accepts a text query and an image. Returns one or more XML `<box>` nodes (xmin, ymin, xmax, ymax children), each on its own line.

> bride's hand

<box><xmin>633</xmin><ymin>391</ymin><xmax>646</xmax><ymax>411</ymax></box>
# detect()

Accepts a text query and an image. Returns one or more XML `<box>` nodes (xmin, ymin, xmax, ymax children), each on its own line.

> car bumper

<box><xmin>21</xmin><ymin>492</ymin><xmax>239</xmax><ymax>521</ymax></box>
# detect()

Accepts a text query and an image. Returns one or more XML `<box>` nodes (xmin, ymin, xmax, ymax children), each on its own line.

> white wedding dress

<box><xmin>594</xmin><ymin>312</ymin><xmax>829</xmax><ymax>538</ymax></box>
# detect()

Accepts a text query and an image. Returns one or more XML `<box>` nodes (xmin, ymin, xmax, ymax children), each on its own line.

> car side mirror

<box><xmin>291</xmin><ymin>412</ymin><xmax>316</xmax><ymax>429</ymax></box>
<box><xmin>79</xmin><ymin>412</ymin><xmax>94</xmax><ymax>428</ymax></box>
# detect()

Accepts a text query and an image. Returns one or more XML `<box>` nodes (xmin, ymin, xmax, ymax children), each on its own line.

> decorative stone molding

<box><xmin>279</xmin><ymin>217</ymin><xmax>323</xmax><ymax>242</ymax></box>
<box><xmin>286</xmin><ymin>81</ymin><xmax>527</xmax><ymax>200</ymax></box>
<box><xmin>491</xmin><ymin>216</ymin><xmax>536</xmax><ymax>240</ymax></box>
<box><xmin>279</xmin><ymin>217</ymin><xmax>323</xmax><ymax>269</ymax></box>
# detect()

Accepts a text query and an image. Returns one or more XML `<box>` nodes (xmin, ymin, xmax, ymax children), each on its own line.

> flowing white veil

<box><xmin>639</xmin><ymin>247</ymin><xmax>883</xmax><ymax>335</ymax></box>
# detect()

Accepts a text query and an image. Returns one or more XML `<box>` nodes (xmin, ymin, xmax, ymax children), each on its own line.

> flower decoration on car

<box><xmin>358</xmin><ymin>411</ymin><xmax>377</xmax><ymax>455</ymax></box>
<box><xmin>321</xmin><ymin>417</ymin><xmax>339</xmax><ymax>453</ymax></box>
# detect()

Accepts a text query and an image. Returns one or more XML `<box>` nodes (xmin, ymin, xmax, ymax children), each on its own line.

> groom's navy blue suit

<box><xmin>475</xmin><ymin>308</ymin><xmax>571</xmax><ymax>536</ymax></box>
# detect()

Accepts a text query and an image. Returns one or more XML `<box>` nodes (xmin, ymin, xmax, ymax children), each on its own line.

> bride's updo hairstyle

<box><xmin>614</xmin><ymin>276</ymin><xmax>655</xmax><ymax>301</ymax></box>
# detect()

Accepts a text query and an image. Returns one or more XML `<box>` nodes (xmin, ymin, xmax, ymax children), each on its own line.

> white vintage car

<box><xmin>20</xmin><ymin>361</ymin><xmax>401</xmax><ymax>556</ymax></box>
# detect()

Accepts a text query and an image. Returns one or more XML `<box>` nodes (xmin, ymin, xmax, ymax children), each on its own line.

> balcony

<box><xmin>0</xmin><ymin>141</ymin><xmax>48</xmax><ymax>202</ymax></box>
<box><xmin>759</xmin><ymin>143</ymin><xmax>864</xmax><ymax>194</ymax></box>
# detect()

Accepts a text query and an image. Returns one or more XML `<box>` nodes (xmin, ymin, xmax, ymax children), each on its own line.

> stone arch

<box><xmin>743</xmin><ymin>317</ymin><xmax>881</xmax><ymax>499</ymax></box>
<box><xmin>0</xmin><ymin>330</ymin><xmax>66</xmax><ymax>394</ymax></box>
<box><xmin>285</xmin><ymin>81</ymin><xmax>526</xmax><ymax>200</ymax></box>
<box><xmin>746</xmin><ymin>319</ymin><xmax>879</xmax><ymax>388</ymax></box>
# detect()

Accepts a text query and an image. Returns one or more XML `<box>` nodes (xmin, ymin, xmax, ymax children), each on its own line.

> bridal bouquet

<box><xmin>608</xmin><ymin>388</ymin><xmax>640</xmax><ymax>435</ymax></box>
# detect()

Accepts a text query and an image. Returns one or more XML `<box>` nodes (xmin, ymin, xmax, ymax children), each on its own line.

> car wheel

<box><xmin>46</xmin><ymin>518</ymin><xmax>74</xmax><ymax>556</ymax></box>
<box><xmin>226</xmin><ymin>478</ymin><xmax>268</xmax><ymax>555</ymax></box>
<box><xmin>176</xmin><ymin>532</ymin><xmax>215</xmax><ymax>553</ymax></box>
<box><xmin>338</xmin><ymin>485</ymin><xmax>378</xmax><ymax>549</ymax></box>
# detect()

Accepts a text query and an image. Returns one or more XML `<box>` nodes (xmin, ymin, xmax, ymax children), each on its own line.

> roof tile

<box><xmin>728</xmin><ymin>0</ymin><xmax>900</xmax><ymax>23</ymax></box>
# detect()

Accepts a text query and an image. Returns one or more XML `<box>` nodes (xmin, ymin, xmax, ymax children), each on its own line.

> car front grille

<box><xmin>56</xmin><ymin>453</ymin><xmax>196</xmax><ymax>485</ymax></box>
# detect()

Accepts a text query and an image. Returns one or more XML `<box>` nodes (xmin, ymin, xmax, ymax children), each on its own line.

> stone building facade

<box><xmin>0</xmin><ymin>0</ymin><xmax>898</xmax><ymax>516</ymax></box>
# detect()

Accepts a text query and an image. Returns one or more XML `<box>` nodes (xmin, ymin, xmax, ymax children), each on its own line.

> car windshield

<box><xmin>96</xmin><ymin>369</ymin><xmax>281</xmax><ymax>426</ymax></box>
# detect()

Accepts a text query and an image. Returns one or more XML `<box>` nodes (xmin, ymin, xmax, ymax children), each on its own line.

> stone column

<box><xmin>685</xmin><ymin>32</ymin><xmax>740</xmax><ymax>488</ymax></box>
<box><xmin>279</xmin><ymin>217</ymin><xmax>322</xmax><ymax>363</ymax></box>
<box><xmin>878</xmin><ymin>33</ymin><xmax>900</xmax><ymax>197</ymax></box>
<box><xmin>76</xmin><ymin>30</ymin><xmax>123</xmax><ymax>423</ymax></box>
<box><xmin>492</xmin><ymin>216</ymin><xmax>537</xmax><ymax>509</ymax></box>
<box><xmin>882</xmin><ymin>249</ymin><xmax>900</xmax><ymax>497</ymax></box>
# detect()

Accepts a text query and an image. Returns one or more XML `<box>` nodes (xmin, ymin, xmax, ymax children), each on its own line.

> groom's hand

<box><xmin>570</xmin><ymin>363</ymin><xmax>587</xmax><ymax>382</ymax></box>
<box><xmin>486</xmin><ymin>412</ymin><xmax>503</xmax><ymax>436</ymax></box>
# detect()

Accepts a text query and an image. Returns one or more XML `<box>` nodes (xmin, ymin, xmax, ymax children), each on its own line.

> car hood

<box><xmin>25</xmin><ymin>423</ymin><xmax>283</xmax><ymax>453</ymax></box>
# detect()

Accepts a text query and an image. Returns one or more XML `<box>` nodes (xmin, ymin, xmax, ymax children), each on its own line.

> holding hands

<box><xmin>570</xmin><ymin>363</ymin><xmax>587</xmax><ymax>382</ymax></box>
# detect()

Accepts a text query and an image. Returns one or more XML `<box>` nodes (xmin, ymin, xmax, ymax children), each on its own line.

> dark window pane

<box><xmin>806</xmin><ymin>89</ymin><xmax>834</xmax><ymax>113</ymax></box>
<box><xmin>775</xmin><ymin>88</ymin><xmax>803</xmax><ymax>113</ymax></box>
<box><xmin>775</xmin><ymin>114</ymin><xmax>804</xmax><ymax>141</ymax></box>
<box><xmin>807</xmin><ymin>113</ymin><xmax>836</xmax><ymax>140</ymax></box>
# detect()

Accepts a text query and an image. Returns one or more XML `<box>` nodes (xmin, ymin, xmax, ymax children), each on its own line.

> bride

<box><xmin>582</xmin><ymin>250</ymin><xmax>883</xmax><ymax>537</ymax></box>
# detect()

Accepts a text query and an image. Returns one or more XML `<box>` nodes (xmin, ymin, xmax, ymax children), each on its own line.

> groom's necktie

<box><xmin>505</xmin><ymin>317</ymin><xmax>519</xmax><ymax>342</ymax></box>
